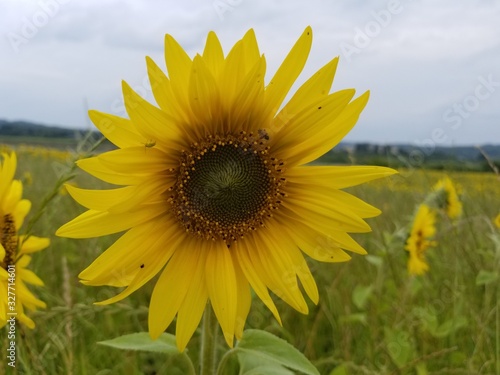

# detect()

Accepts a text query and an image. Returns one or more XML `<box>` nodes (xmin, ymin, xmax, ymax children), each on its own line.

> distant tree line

<box><xmin>1</xmin><ymin>119</ymin><xmax>499</xmax><ymax>172</ymax></box>
<box><xmin>0</xmin><ymin>120</ymin><xmax>87</xmax><ymax>138</ymax></box>
<box><xmin>319</xmin><ymin>143</ymin><xmax>500</xmax><ymax>172</ymax></box>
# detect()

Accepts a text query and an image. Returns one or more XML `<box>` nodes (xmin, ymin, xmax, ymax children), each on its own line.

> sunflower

<box><xmin>432</xmin><ymin>176</ymin><xmax>462</xmax><ymax>219</ymax></box>
<box><xmin>405</xmin><ymin>204</ymin><xmax>437</xmax><ymax>275</ymax></box>
<box><xmin>57</xmin><ymin>27</ymin><xmax>396</xmax><ymax>350</ymax></box>
<box><xmin>1</xmin><ymin>152</ymin><xmax>49</xmax><ymax>329</ymax></box>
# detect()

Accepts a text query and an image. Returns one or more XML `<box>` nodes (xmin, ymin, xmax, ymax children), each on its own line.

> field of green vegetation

<box><xmin>1</xmin><ymin>141</ymin><xmax>499</xmax><ymax>375</ymax></box>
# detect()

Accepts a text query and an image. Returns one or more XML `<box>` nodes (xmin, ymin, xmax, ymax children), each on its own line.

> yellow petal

<box><xmin>88</xmin><ymin>110</ymin><xmax>143</xmax><ymax>149</ymax></box>
<box><xmin>146</xmin><ymin>56</ymin><xmax>171</xmax><ymax>111</ymax></box>
<box><xmin>219</xmin><ymin>40</ymin><xmax>252</xmax><ymax>111</ymax></box>
<box><xmin>286</xmin><ymin>165</ymin><xmax>398</xmax><ymax>189</ymax></box>
<box><xmin>175</xmin><ymin>248</ymin><xmax>208</xmax><ymax>352</ymax></box>
<box><xmin>107</xmin><ymin>180</ymin><xmax>170</xmax><ymax>213</ymax></box>
<box><xmin>97</xmin><ymin>147</ymin><xmax>177</xmax><ymax>174</ymax></box>
<box><xmin>273</xmin><ymin>57</ymin><xmax>339</xmax><ymax>133</ymax></box>
<box><xmin>231</xmin><ymin>251</ymin><xmax>251</xmax><ymax>340</ymax></box>
<box><xmin>2</xmin><ymin>179</ymin><xmax>22</xmax><ymax>214</ymax></box>
<box><xmin>146</xmin><ymin>56</ymin><xmax>193</xmax><ymax>128</ymax></box>
<box><xmin>80</xmin><ymin>219</ymin><xmax>163</xmax><ymax>286</ymax></box>
<box><xmin>271</xmin><ymin>89</ymin><xmax>354</xmax><ymax>159</ymax></box>
<box><xmin>19</xmin><ymin>236</ymin><xmax>50</xmax><ymax>254</ymax></box>
<box><xmin>277</xmin><ymin>215</ymin><xmax>354</xmax><ymax>262</ymax></box>
<box><xmin>17</xmin><ymin>313</ymin><xmax>35</xmax><ymax>329</ymax></box>
<box><xmin>65</xmin><ymin>185</ymin><xmax>136</xmax><ymax>211</ymax></box>
<box><xmin>18</xmin><ymin>268</ymin><xmax>44</xmax><ymax>286</ymax></box>
<box><xmin>189</xmin><ymin>55</ymin><xmax>221</xmax><ymax>131</ymax></box>
<box><xmin>13</xmin><ymin>199</ymin><xmax>31</xmax><ymax>230</ymax></box>
<box><xmin>250</xmin><ymin>229</ymin><xmax>308</xmax><ymax>314</ymax></box>
<box><xmin>165</xmin><ymin>34</ymin><xmax>193</xmax><ymax>105</ymax></box>
<box><xmin>240</xmin><ymin>29</ymin><xmax>261</xmax><ymax>71</ymax></box>
<box><xmin>148</xmin><ymin>237</ymin><xmax>201</xmax><ymax>340</ymax></box>
<box><xmin>205</xmin><ymin>241</ymin><xmax>238</xmax><ymax>347</ymax></box>
<box><xmin>56</xmin><ymin>205</ymin><xmax>167</xmax><ymax>238</ymax></box>
<box><xmin>278</xmin><ymin>203</ymin><xmax>366</xmax><ymax>253</ymax></box>
<box><xmin>287</xmin><ymin>183</ymin><xmax>382</xmax><ymax>219</ymax></box>
<box><xmin>77</xmin><ymin>157</ymin><xmax>150</xmax><ymax>186</ymax></box>
<box><xmin>292</xmin><ymin>91</ymin><xmax>371</xmax><ymax>166</ymax></box>
<box><xmin>228</xmin><ymin>56</ymin><xmax>266</xmax><ymax>133</ymax></box>
<box><xmin>264</xmin><ymin>26</ymin><xmax>312</xmax><ymax>117</ymax></box>
<box><xmin>0</xmin><ymin>152</ymin><xmax>16</xmax><ymax>204</ymax></box>
<box><xmin>234</xmin><ymin>240</ymin><xmax>282</xmax><ymax>325</ymax></box>
<box><xmin>95</xmin><ymin>221</ymin><xmax>185</xmax><ymax>305</ymax></box>
<box><xmin>65</xmin><ymin>178</ymin><xmax>169</xmax><ymax>213</ymax></box>
<box><xmin>122</xmin><ymin>81</ymin><xmax>181</xmax><ymax>148</ymax></box>
<box><xmin>284</xmin><ymin>193</ymin><xmax>372</xmax><ymax>233</ymax></box>
<box><xmin>79</xmin><ymin>216</ymin><xmax>184</xmax><ymax>286</ymax></box>
<box><xmin>269</xmin><ymin>224</ymin><xmax>319</xmax><ymax>304</ymax></box>
<box><xmin>17</xmin><ymin>282</ymin><xmax>46</xmax><ymax>309</ymax></box>
<box><xmin>17</xmin><ymin>255</ymin><xmax>31</xmax><ymax>267</ymax></box>
<box><xmin>202</xmin><ymin>31</ymin><xmax>224</xmax><ymax>79</ymax></box>
<box><xmin>262</xmin><ymin>222</ymin><xmax>318</xmax><ymax>304</ymax></box>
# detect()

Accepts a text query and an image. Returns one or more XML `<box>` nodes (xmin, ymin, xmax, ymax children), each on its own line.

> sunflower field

<box><xmin>1</xmin><ymin>27</ymin><xmax>500</xmax><ymax>375</ymax></box>
<box><xmin>1</xmin><ymin>142</ymin><xmax>499</xmax><ymax>375</ymax></box>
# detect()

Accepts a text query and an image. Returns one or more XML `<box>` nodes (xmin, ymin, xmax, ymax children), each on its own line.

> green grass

<box><xmin>1</xmin><ymin>144</ymin><xmax>499</xmax><ymax>375</ymax></box>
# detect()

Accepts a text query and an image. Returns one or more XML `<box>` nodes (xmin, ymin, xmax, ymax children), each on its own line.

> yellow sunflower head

<box><xmin>432</xmin><ymin>176</ymin><xmax>462</xmax><ymax>219</ymax></box>
<box><xmin>405</xmin><ymin>204</ymin><xmax>437</xmax><ymax>275</ymax></box>
<box><xmin>57</xmin><ymin>27</ymin><xmax>396</xmax><ymax>351</ymax></box>
<box><xmin>0</xmin><ymin>152</ymin><xmax>49</xmax><ymax>329</ymax></box>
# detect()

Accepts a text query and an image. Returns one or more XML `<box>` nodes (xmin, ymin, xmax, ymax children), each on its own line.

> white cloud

<box><xmin>0</xmin><ymin>0</ymin><xmax>499</xmax><ymax>144</ymax></box>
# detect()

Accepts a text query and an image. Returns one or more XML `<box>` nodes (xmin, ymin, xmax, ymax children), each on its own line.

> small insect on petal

<box><xmin>144</xmin><ymin>139</ymin><xmax>156</xmax><ymax>148</ymax></box>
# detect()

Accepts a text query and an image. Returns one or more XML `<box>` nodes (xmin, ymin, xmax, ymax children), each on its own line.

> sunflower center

<box><xmin>186</xmin><ymin>144</ymin><xmax>271</xmax><ymax>225</ymax></box>
<box><xmin>170</xmin><ymin>132</ymin><xmax>286</xmax><ymax>244</ymax></box>
<box><xmin>1</xmin><ymin>214</ymin><xmax>17</xmax><ymax>269</ymax></box>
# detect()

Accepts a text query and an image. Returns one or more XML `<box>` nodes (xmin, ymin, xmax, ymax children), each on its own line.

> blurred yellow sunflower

<box><xmin>57</xmin><ymin>27</ymin><xmax>396</xmax><ymax>351</ymax></box>
<box><xmin>494</xmin><ymin>213</ymin><xmax>500</xmax><ymax>229</ymax></box>
<box><xmin>432</xmin><ymin>176</ymin><xmax>462</xmax><ymax>219</ymax></box>
<box><xmin>0</xmin><ymin>153</ymin><xmax>49</xmax><ymax>329</ymax></box>
<box><xmin>405</xmin><ymin>204</ymin><xmax>437</xmax><ymax>275</ymax></box>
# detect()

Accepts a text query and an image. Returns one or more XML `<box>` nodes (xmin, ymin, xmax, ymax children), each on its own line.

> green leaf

<box><xmin>339</xmin><ymin>313</ymin><xmax>368</xmax><ymax>326</ymax></box>
<box><xmin>244</xmin><ymin>368</ymin><xmax>293</xmax><ymax>375</ymax></box>
<box><xmin>476</xmin><ymin>270</ymin><xmax>498</xmax><ymax>286</ymax></box>
<box><xmin>413</xmin><ymin>307</ymin><xmax>438</xmax><ymax>333</ymax></box>
<box><xmin>430</xmin><ymin>316</ymin><xmax>467</xmax><ymax>338</ymax></box>
<box><xmin>98</xmin><ymin>332</ymin><xmax>179</xmax><ymax>354</ymax></box>
<box><xmin>329</xmin><ymin>364</ymin><xmax>349</xmax><ymax>375</ymax></box>
<box><xmin>382</xmin><ymin>231</ymin><xmax>394</xmax><ymax>245</ymax></box>
<box><xmin>415</xmin><ymin>362</ymin><xmax>428</xmax><ymax>375</ymax></box>
<box><xmin>365</xmin><ymin>255</ymin><xmax>383</xmax><ymax>268</ymax></box>
<box><xmin>352</xmin><ymin>285</ymin><xmax>374</xmax><ymax>310</ymax></box>
<box><xmin>449</xmin><ymin>351</ymin><xmax>467</xmax><ymax>366</ymax></box>
<box><xmin>431</xmin><ymin>320</ymin><xmax>453</xmax><ymax>338</ymax></box>
<box><xmin>238</xmin><ymin>349</ymin><xmax>295</xmax><ymax>374</ymax></box>
<box><xmin>236</xmin><ymin>329</ymin><xmax>319</xmax><ymax>375</ymax></box>
<box><xmin>384</xmin><ymin>327</ymin><xmax>414</xmax><ymax>368</ymax></box>
<box><xmin>238</xmin><ymin>350</ymin><xmax>294</xmax><ymax>374</ymax></box>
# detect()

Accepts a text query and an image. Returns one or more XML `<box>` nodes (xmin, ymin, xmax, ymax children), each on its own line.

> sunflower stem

<box><xmin>200</xmin><ymin>303</ymin><xmax>218</xmax><ymax>375</ymax></box>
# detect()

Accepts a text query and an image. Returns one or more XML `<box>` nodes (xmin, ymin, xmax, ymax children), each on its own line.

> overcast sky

<box><xmin>1</xmin><ymin>0</ymin><xmax>499</xmax><ymax>146</ymax></box>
